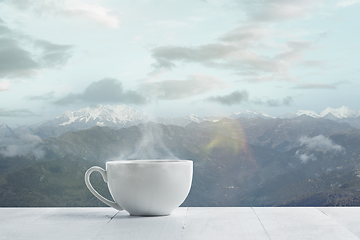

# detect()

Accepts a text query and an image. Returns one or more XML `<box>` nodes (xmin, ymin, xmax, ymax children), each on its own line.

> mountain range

<box><xmin>1</xmin><ymin>105</ymin><xmax>360</xmax><ymax>140</ymax></box>
<box><xmin>1</xmin><ymin>112</ymin><xmax>360</xmax><ymax>207</ymax></box>
<box><xmin>1</xmin><ymin>104</ymin><xmax>360</xmax><ymax>207</ymax></box>
<box><xmin>298</xmin><ymin>106</ymin><xmax>360</xmax><ymax>119</ymax></box>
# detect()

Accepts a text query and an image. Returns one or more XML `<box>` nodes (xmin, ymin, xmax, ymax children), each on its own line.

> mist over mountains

<box><xmin>1</xmin><ymin>104</ymin><xmax>360</xmax><ymax>207</ymax></box>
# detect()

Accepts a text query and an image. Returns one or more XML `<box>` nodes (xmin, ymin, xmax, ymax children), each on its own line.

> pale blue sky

<box><xmin>0</xmin><ymin>0</ymin><xmax>359</xmax><ymax>126</ymax></box>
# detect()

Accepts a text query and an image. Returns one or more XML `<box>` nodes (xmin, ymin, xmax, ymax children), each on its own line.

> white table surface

<box><xmin>1</xmin><ymin>207</ymin><xmax>359</xmax><ymax>240</ymax></box>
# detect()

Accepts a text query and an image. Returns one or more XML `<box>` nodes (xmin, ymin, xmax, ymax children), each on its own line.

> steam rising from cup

<box><xmin>117</xmin><ymin>122</ymin><xmax>178</xmax><ymax>160</ymax></box>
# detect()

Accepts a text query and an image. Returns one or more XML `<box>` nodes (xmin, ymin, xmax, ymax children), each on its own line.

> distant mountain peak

<box><xmin>296</xmin><ymin>110</ymin><xmax>320</xmax><ymax>118</ymax></box>
<box><xmin>296</xmin><ymin>106</ymin><xmax>360</xmax><ymax>119</ymax></box>
<box><xmin>278</xmin><ymin>112</ymin><xmax>298</xmax><ymax>119</ymax></box>
<box><xmin>57</xmin><ymin>104</ymin><xmax>149</xmax><ymax>127</ymax></box>
<box><xmin>229</xmin><ymin>109</ymin><xmax>274</xmax><ymax>119</ymax></box>
<box><xmin>320</xmin><ymin>106</ymin><xmax>360</xmax><ymax>119</ymax></box>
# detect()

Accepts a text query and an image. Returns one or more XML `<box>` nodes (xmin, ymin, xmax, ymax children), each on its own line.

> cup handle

<box><xmin>85</xmin><ymin>166</ymin><xmax>123</xmax><ymax>211</ymax></box>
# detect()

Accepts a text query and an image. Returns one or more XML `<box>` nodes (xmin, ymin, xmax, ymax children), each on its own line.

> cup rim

<box><xmin>106</xmin><ymin>159</ymin><xmax>193</xmax><ymax>165</ymax></box>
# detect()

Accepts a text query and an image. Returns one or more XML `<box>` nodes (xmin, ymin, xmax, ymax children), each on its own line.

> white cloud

<box><xmin>293</xmin><ymin>83</ymin><xmax>337</xmax><ymax>89</ymax></box>
<box><xmin>0</xmin><ymin>108</ymin><xmax>37</xmax><ymax>118</ymax></box>
<box><xmin>219</xmin><ymin>24</ymin><xmax>270</xmax><ymax>44</ymax></box>
<box><xmin>0</xmin><ymin>81</ymin><xmax>9</xmax><ymax>91</ymax></box>
<box><xmin>206</xmin><ymin>90</ymin><xmax>250</xmax><ymax>106</ymax></box>
<box><xmin>295</xmin><ymin>151</ymin><xmax>317</xmax><ymax>164</ymax></box>
<box><xmin>146</xmin><ymin>1</ymin><xmax>328</xmax><ymax>85</ymax></box>
<box><xmin>0</xmin><ymin>133</ymin><xmax>45</xmax><ymax>159</ymax></box>
<box><xmin>4</xmin><ymin>0</ymin><xmax>120</xmax><ymax>28</ymax></box>
<box><xmin>150</xmin><ymin>27</ymin><xmax>315</xmax><ymax>83</ymax></box>
<box><xmin>0</xmin><ymin>19</ymin><xmax>73</xmax><ymax>79</ymax></box>
<box><xmin>299</xmin><ymin>135</ymin><xmax>344</xmax><ymax>152</ymax></box>
<box><xmin>295</xmin><ymin>135</ymin><xmax>344</xmax><ymax>164</ymax></box>
<box><xmin>25</xmin><ymin>91</ymin><xmax>55</xmax><ymax>101</ymax></box>
<box><xmin>139</xmin><ymin>74</ymin><xmax>229</xmax><ymax>100</ymax></box>
<box><xmin>336</xmin><ymin>0</ymin><xmax>360</xmax><ymax>7</ymax></box>
<box><xmin>253</xmin><ymin>96</ymin><xmax>294</xmax><ymax>107</ymax></box>
<box><xmin>54</xmin><ymin>78</ymin><xmax>146</xmax><ymax>106</ymax></box>
<box><xmin>202</xmin><ymin>0</ymin><xmax>325</xmax><ymax>22</ymax></box>
<box><xmin>241</xmin><ymin>0</ymin><xmax>325</xmax><ymax>22</ymax></box>
<box><xmin>206</xmin><ymin>91</ymin><xmax>294</xmax><ymax>107</ymax></box>
<box><xmin>66</xmin><ymin>3</ymin><xmax>120</xmax><ymax>29</ymax></box>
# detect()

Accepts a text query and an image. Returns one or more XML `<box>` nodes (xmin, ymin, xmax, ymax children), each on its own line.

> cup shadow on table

<box><xmin>115</xmin><ymin>212</ymin><xmax>170</xmax><ymax>219</ymax></box>
<box><xmin>51</xmin><ymin>210</ymin><xmax>169</xmax><ymax>220</ymax></box>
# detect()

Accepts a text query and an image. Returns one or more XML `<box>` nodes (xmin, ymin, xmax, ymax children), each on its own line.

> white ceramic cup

<box><xmin>85</xmin><ymin>160</ymin><xmax>193</xmax><ymax>216</ymax></box>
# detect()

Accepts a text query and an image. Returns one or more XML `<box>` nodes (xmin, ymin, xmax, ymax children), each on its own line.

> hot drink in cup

<box><xmin>85</xmin><ymin>160</ymin><xmax>193</xmax><ymax>216</ymax></box>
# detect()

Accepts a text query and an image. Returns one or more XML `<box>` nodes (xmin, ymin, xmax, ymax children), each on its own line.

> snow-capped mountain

<box><xmin>286</xmin><ymin>106</ymin><xmax>360</xmax><ymax>129</ymax></box>
<box><xmin>295</xmin><ymin>106</ymin><xmax>360</xmax><ymax>119</ymax></box>
<box><xmin>4</xmin><ymin>105</ymin><xmax>360</xmax><ymax>140</ymax></box>
<box><xmin>60</xmin><ymin>105</ymin><xmax>149</xmax><ymax>127</ymax></box>
<box><xmin>24</xmin><ymin>105</ymin><xmax>151</xmax><ymax>139</ymax></box>
<box><xmin>320</xmin><ymin>106</ymin><xmax>360</xmax><ymax>119</ymax></box>
<box><xmin>296</xmin><ymin>110</ymin><xmax>320</xmax><ymax>118</ymax></box>
<box><xmin>39</xmin><ymin>105</ymin><xmax>149</xmax><ymax>129</ymax></box>
<box><xmin>229</xmin><ymin>109</ymin><xmax>274</xmax><ymax>119</ymax></box>
<box><xmin>155</xmin><ymin>114</ymin><xmax>206</xmax><ymax>126</ymax></box>
<box><xmin>28</xmin><ymin>105</ymin><xmax>212</xmax><ymax>138</ymax></box>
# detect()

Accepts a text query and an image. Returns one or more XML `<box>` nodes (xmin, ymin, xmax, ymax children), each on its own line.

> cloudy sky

<box><xmin>0</xmin><ymin>0</ymin><xmax>359</xmax><ymax>127</ymax></box>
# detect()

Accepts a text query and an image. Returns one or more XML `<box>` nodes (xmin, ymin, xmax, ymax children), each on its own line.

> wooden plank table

<box><xmin>1</xmin><ymin>207</ymin><xmax>359</xmax><ymax>240</ymax></box>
